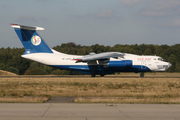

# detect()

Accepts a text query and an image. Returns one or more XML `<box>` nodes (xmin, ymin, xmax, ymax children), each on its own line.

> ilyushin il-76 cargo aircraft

<box><xmin>11</xmin><ymin>24</ymin><xmax>172</xmax><ymax>77</ymax></box>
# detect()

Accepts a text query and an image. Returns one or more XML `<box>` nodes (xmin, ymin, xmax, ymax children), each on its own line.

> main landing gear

<box><xmin>140</xmin><ymin>72</ymin><xmax>145</xmax><ymax>77</ymax></box>
<box><xmin>91</xmin><ymin>74</ymin><xmax>104</xmax><ymax>77</ymax></box>
<box><xmin>100</xmin><ymin>74</ymin><xmax>104</xmax><ymax>77</ymax></box>
<box><xmin>91</xmin><ymin>74</ymin><xmax>96</xmax><ymax>77</ymax></box>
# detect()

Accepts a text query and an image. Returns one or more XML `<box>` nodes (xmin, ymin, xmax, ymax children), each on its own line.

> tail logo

<box><xmin>31</xmin><ymin>35</ymin><xmax>41</xmax><ymax>46</ymax></box>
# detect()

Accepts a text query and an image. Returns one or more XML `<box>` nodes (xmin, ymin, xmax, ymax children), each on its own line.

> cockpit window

<box><xmin>158</xmin><ymin>58</ymin><xmax>168</xmax><ymax>62</ymax></box>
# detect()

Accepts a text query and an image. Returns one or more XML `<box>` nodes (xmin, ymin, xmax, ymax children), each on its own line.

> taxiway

<box><xmin>0</xmin><ymin>103</ymin><xmax>179</xmax><ymax>120</ymax></box>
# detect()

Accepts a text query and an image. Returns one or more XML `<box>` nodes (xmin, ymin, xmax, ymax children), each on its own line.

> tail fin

<box><xmin>11</xmin><ymin>24</ymin><xmax>53</xmax><ymax>54</ymax></box>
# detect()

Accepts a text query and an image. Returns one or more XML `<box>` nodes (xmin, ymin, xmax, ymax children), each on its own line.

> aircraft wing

<box><xmin>73</xmin><ymin>52</ymin><xmax>124</xmax><ymax>62</ymax></box>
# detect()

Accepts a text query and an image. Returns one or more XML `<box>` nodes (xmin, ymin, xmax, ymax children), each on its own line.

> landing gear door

<box><xmin>141</xmin><ymin>60</ymin><xmax>146</xmax><ymax>70</ymax></box>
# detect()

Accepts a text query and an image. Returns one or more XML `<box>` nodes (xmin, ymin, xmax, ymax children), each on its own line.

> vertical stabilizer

<box><xmin>11</xmin><ymin>24</ymin><xmax>53</xmax><ymax>54</ymax></box>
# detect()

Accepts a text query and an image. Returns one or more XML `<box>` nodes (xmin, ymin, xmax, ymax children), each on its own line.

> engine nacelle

<box><xmin>107</xmin><ymin>60</ymin><xmax>132</xmax><ymax>67</ymax></box>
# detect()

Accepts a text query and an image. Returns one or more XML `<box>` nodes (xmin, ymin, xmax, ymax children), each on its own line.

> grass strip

<box><xmin>0</xmin><ymin>96</ymin><xmax>50</xmax><ymax>103</ymax></box>
<box><xmin>0</xmin><ymin>73</ymin><xmax>180</xmax><ymax>103</ymax></box>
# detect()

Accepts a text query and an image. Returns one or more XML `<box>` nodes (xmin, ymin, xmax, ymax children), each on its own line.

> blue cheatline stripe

<box><xmin>14</xmin><ymin>28</ymin><xmax>53</xmax><ymax>54</ymax></box>
<box><xmin>50</xmin><ymin>65</ymin><xmax>151</xmax><ymax>74</ymax></box>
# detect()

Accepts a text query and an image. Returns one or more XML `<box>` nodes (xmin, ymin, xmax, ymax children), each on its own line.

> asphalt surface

<box><xmin>0</xmin><ymin>103</ymin><xmax>179</xmax><ymax>120</ymax></box>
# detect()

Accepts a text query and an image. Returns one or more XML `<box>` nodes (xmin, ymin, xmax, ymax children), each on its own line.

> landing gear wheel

<box><xmin>100</xmin><ymin>74</ymin><xmax>104</xmax><ymax>77</ymax></box>
<box><xmin>140</xmin><ymin>73</ymin><xmax>145</xmax><ymax>77</ymax></box>
<box><xmin>91</xmin><ymin>74</ymin><xmax>96</xmax><ymax>77</ymax></box>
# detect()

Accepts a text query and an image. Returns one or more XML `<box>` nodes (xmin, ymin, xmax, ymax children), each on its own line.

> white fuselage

<box><xmin>21</xmin><ymin>49</ymin><xmax>171</xmax><ymax>73</ymax></box>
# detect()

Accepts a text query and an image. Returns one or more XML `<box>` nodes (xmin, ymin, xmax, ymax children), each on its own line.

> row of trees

<box><xmin>0</xmin><ymin>42</ymin><xmax>180</xmax><ymax>75</ymax></box>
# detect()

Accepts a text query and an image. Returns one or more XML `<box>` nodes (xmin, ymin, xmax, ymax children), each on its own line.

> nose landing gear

<box><xmin>140</xmin><ymin>72</ymin><xmax>145</xmax><ymax>77</ymax></box>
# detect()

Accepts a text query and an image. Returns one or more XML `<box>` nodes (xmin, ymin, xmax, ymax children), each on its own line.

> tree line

<box><xmin>0</xmin><ymin>42</ymin><xmax>179</xmax><ymax>75</ymax></box>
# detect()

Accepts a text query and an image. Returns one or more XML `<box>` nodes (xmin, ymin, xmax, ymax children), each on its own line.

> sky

<box><xmin>1</xmin><ymin>0</ymin><xmax>180</xmax><ymax>48</ymax></box>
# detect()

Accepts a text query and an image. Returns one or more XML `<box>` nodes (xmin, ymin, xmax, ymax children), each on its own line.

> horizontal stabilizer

<box><xmin>11</xmin><ymin>24</ymin><xmax>44</xmax><ymax>31</ymax></box>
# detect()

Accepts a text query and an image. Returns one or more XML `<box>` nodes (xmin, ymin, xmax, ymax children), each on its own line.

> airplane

<box><xmin>11</xmin><ymin>24</ymin><xmax>172</xmax><ymax>77</ymax></box>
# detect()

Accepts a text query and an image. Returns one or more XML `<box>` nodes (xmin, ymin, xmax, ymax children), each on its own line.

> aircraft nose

<box><xmin>168</xmin><ymin>63</ymin><xmax>172</xmax><ymax>68</ymax></box>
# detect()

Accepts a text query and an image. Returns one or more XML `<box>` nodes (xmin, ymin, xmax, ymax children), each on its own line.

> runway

<box><xmin>0</xmin><ymin>103</ymin><xmax>179</xmax><ymax>120</ymax></box>
<box><xmin>0</xmin><ymin>75</ymin><xmax>180</xmax><ymax>78</ymax></box>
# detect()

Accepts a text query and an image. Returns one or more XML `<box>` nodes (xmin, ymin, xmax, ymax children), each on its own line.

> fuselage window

<box><xmin>158</xmin><ymin>58</ymin><xmax>168</xmax><ymax>62</ymax></box>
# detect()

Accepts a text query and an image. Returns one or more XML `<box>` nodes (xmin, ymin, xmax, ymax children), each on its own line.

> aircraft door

<box><xmin>141</xmin><ymin>60</ymin><xmax>146</xmax><ymax>70</ymax></box>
